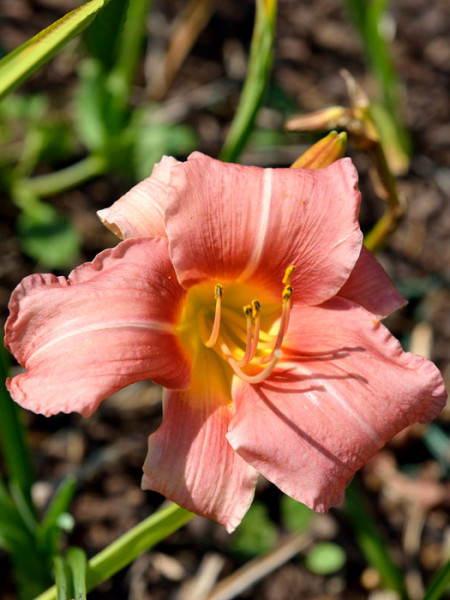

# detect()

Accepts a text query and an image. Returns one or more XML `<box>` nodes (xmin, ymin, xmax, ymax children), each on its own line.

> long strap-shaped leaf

<box><xmin>0</xmin><ymin>0</ymin><xmax>112</xmax><ymax>100</ymax></box>
<box><xmin>34</xmin><ymin>503</ymin><xmax>194</xmax><ymax>600</ymax></box>
<box><xmin>219</xmin><ymin>0</ymin><xmax>277</xmax><ymax>163</ymax></box>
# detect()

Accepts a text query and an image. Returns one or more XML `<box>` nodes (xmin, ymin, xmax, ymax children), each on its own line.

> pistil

<box><xmin>238</xmin><ymin>305</ymin><xmax>254</xmax><ymax>367</ymax></box>
<box><xmin>204</xmin><ymin>284</ymin><xmax>223</xmax><ymax>348</ymax></box>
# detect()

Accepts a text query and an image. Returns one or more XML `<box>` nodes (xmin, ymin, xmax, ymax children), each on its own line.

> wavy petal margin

<box><xmin>97</xmin><ymin>156</ymin><xmax>178</xmax><ymax>239</ymax></box>
<box><xmin>5</xmin><ymin>238</ymin><xmax>191</xmax><ymax>417</ymax></box>
<box><xmin>142</xmin><ymin>348</ymin><xmax>257</xmax><ymax>532</ymax></box>
<box><xmin>227</xmin><ymin>299</ymin><xmax>447</xmax><ymax>512</ymax></box>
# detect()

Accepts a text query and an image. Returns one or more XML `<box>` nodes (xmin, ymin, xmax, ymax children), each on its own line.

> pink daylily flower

<box><xmin>5</xmin><ymin>153</ymin><xmax>447</xmax><ymax>532</ymax></box>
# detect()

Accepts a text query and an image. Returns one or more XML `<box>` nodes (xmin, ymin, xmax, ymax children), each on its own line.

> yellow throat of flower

<box><xmin>177</xmin><ymin>266</ymin><xmax>296</xmax><ymax>385</ymax></box>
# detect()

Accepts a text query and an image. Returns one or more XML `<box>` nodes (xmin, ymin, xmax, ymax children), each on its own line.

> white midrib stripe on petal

<box><xmin>283</xmin><ymin>360</ymin><xmax>383</xmax><ymax>445</ymax></box>
<box><xmin>238</xmin><ymin>168</ymin><xmax>273</xmax><ymax>281</ymax></box>
<box><xmin>28</xmin><ymin>320</ymin><xmax>175</xmax><ymax>362</ymax></box>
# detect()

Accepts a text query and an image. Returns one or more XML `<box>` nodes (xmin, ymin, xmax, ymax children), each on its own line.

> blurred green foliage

<box><xmin>305</xmin><ymin>542</ymin><xmax>346</xmax><ymax>575</ymax></box>
<box><xmin>280</xmin><ymin>494</ymin><xmax>314</xmax><ymax>532</ymax></box>
<box><xmin>0</xmin><ymin>0</ymin><xmax>197</xmax><ymax>269</ymax></box>
<box><xmin>230</xmin><ymin>501</ymin><xmax>278</xmax><ymax>560</ymax></box>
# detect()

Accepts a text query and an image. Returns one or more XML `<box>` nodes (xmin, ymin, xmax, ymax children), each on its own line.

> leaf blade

<box><xmin>0</xmin><ymin>0</ymin><xmax>112</xmax><ymax>99</ymax></box>
<box><xmin>219</xmin><ymin>0</ymin><xmax>277</xmax><ymax>162</ymax></box>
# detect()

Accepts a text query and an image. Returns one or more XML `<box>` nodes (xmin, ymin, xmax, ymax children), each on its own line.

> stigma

<box><xmin>204</xmin><ymin>284</ymin><xmax>223</xmax><ymax>348</ymax></box>
<box><xmin>202</xmin><ymin>266</ymin><xmax>295</xmax><ymax>384</ymax></box>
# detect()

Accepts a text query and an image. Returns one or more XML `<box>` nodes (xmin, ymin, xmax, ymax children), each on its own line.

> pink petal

<box><xmin>338</xmin><ymin>246</ymin><xmax>406</xmax><ymax>319</ymax></box>
<box><xmin>97</xmin><ymin>156</ymin><xmax>178</xmax><ymax>239</ymax></box>
<box><xmin>142</xmin><ymin>348</ymin><xmax>258</xmax><ymax>532</ymax></box>
<box><xmin>166</xmin><ymin>152</ymin><xmax>362</xmax><ymax>305</ymax></box>
<box><xmin>5</xmin><ymin>238</ymin><xmax>191</xmax><ymax>417</ymax></box>
<box><xmin>227</xmin><ymin>299</ymin><xmax>447</xmax><ymax>512</ymax></box>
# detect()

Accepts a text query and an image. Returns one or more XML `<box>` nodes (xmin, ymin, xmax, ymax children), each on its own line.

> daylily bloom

<box><xmin>5</xmin><ymin>152</ymin><xmax>447</xmax><ymax>532</ymax></box>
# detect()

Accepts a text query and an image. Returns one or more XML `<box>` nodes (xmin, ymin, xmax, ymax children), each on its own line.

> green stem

<box><xmin>219</xmin><ymin>0</ymin><xmax>277</xmax><ymax>162</ymax></box>
<box><xmin>363</xmin><ymin>143</ymin><xmax>403</xmax><ymax>252</ymax></box>
<box><xmin>20</xmin><ymin>154</ymin><xmax>107</xmax><ymax>198</ymax></box>
<box><xmin>34</xmin><ymin>503</ymin><xmax>194</xmax><ymax>600</ymax></box>
<box><xmin>0</xmin><ymin>345</ymin><xmax>34</xmax><ymax>512</ymax></box>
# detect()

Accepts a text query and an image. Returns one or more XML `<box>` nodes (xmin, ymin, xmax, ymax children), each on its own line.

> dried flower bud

<box><xmin>291</xmin><ymin>131</ymin><xmax>347</xmax><ymax>169</ymax></box>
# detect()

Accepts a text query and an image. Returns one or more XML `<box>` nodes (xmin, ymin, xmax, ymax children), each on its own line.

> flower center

<box><xmin>177</xmin><ymin>267</ymin><xmax>295</xmax><ymax>385</ymax></box>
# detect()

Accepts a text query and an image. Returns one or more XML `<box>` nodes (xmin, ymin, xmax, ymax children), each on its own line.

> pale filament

<box><xmin>238</xmin><ymin>300</ymin><xmax>261</xmax><ymax>368</ymax></box>
<box><xmin>225</xmin><ymin>346</ymin><xmax>281</xmax><ymax>384</ymax></box>
<box><xmin>204</xmin><ymin>284</ymin><xmax>223</xmax><ymax>348</ymax></box>
<box><xmin>259</xmin><ymin>286</ymin><xmax>292</xmax><ymax>364</ymax></box>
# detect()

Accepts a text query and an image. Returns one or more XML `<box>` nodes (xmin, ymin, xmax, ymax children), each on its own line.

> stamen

<box><xmin>204</xmin><ymin>284</ymin><xmax>223</xmax><ymax>348</ymax></box>
<box><xmin>260</xmin><ymin>285</ymin><xmax>293</xmax><ymax>363</ymax></box>
<box><xmin>238</xmin><ymin>305</ymin><xmax>254</xmax><ymax>367</ymax></box>
<box><xmin>228</xmin><ymin>349</ymin><xmax>281</xmax><ymax>384</ymax></box>
<box><xmin>237</xmin><ymin>300</ymin><xmax>262</xmax><ymax>367</ymax></box>
<box><xmin>248</xmin><ymin>300</ymin><xmax>261</xmax><ymax>361</ymax></box>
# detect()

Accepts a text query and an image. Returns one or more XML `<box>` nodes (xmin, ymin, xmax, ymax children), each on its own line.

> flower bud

<box><xmin>291</xmin><ymin>131</ymin><xmax>347</xmax><ymax>169</ymax></box>
<box><xmin>285</xmin><ymin>106</ymin><xmax>348</xmax><ymax>133</ymax></box>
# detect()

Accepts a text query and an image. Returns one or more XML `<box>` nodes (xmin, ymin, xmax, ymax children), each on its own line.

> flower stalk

<box><xmin>34</xmin><ymin>503</ymin><xmax>194</xmax><ymax>600</ymax></box>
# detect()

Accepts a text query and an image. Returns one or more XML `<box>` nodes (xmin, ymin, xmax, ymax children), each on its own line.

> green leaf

<box><xmin>109</xmin><ymin>0</ymin><xmax>152</xmax><ymax>104</ymax></box>
<box><xmin>16</xmin><ymin>198</ymin><xmax>81</xmax><ymax>268</ymax></box>
<box><xmin>9</xmin><ymin>481</ymin><xmax>39</xmax><ymax>536</ymax></box>
<box><xmin>35</xmin><ymin>503</ymin><xmax>194</xmax><ymax>600</ymax></box>
<box><xmin>0</xmin><ymin>484</ymin><xmax>33</xmax><ymax>553</ymax></box>
<box><xmin>343</xmin><ymin>481</ymin><xmax>408</xmax><ymax>599</ymax></box>
<box><xmin>422</xmin><ymin>560</ymin><xmax>450</xmax><ymax>600</ymax></box>
<box><xmin>83</xmin><ymin>0</ymin><xmax>130</xmax><ymax>71</ymax></box>
<box><xmin>0</xmin><ymin>346</ymin><xmax>34</xmax><ymax>509</ymax></box>
<box><xmin>0</xmin><ymin>0</ymin><xmax>112</xmax><ymax>100</ymax></box>
<box><xmin>280</xmin><ymin>495</ymin><xmax>314</xmax><ymax>533</ymax></box>
<box><xmin>38</xmin><ymin>476</ymin><xmax>77</xmax><ymax>555</ymax></box>
<box><xmin>0</xmin><ymin>483</ymin><xmax>52</xmax><ymax>599</ymax></box>
<box><xmin>305</xmin><ymin>542</ymin><xmax>346</xmax><ymax>575</ymax></box>
<box><xmin>74</xmin><ymin>59</ymin><xmax>111</xmax><ymax>151</ymax></box>
<box><xmin>42</xmin><ymin>478</ymin><xmax>76</xmax><ymax>528</ymax></box>
<box><xmin>67</xmin><ymin>547</ymin><xmax>87</xmax><ymax>600</ymax></box>
<box><xmin>219</xmin><ymin>0</ymin><xmax>277</xmax><ymax>162</ymax></box>
<box><xmin>133</xmin><ymin>122</ymin><xmax>197</xmax><ymax>181</ymax></box>
<box><xmin>74</xmin><ymin>57</ymin><xmax>130</xmax><ymax>153</ymax></box>
<box><xmin>54</xmin><ymin>556</ymin><xmax>72</xmax><ymax>600</ymax></box>
<box><xmin>231</xmin><ymin>501</ymin><xmax>278</xmax><ymax>560</ymax></box>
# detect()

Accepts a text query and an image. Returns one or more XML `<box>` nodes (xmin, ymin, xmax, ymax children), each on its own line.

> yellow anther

<box><xmin>282</xmin><ymin>265</ymin><xmax>296</xmax><ymax>285</ymax></box>
<box><xmin>214</xmin><ymin>284</ymin><xmax>223</xmax><ymax>299</ymax></box>
<box><xmin>251</xmin><ymin>299</ymin><xmax>260</xmax><ymax>319</ymax></box>
<box><xmin>283</xmin><ymin>285</ymin><xmax>293</xmax><ymax>301</ymax></box>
